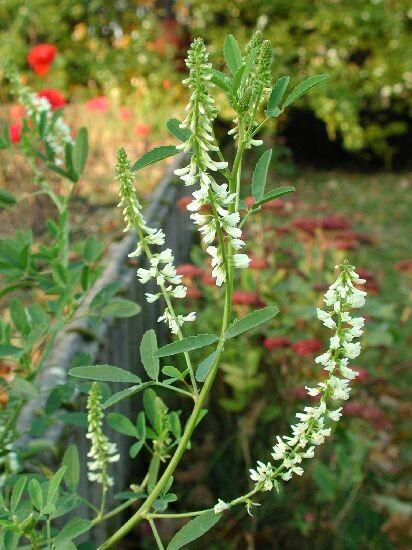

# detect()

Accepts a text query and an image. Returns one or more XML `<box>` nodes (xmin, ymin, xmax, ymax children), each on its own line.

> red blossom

<box><xmin>162</xmin><ymin>79</ymin><xmax>172</xmax><ymax>89</ymax></box>
<box><xmin>291</xmin><ymin>217</ymin><xmax>320</xmax><ymax>235</ymax></box>
<box><xmin>176</xmin><ymin>264</ymin><xmax>204</xmax><ymax>279</ymax></box>
<box><xmin>320</xmin><ymin>215</ymin><xmax>350</xmax><ymax>231</ymax></box>
<box><xmin>344</xmin><ymin>401</ymin><xmax>391</xmax><ymax>430</ymax></box>
<box><xmin>186</xmin><ymin>287</ymin><xmax>202</xmax><ymax>299</ymax></box>
<box><xmin>9</xmin><ymin>121</ymin><xmax>22</xmax><ymax>144</ymax></box>
<box><xmin>232</xmin><ymin>290</ymin><xmax>264</xmax><ymax>307</ymax></box>
<box><xmin>9</xmin><ymin>104</ymin><xmax>25</xmax><ymax>120</ymax></box>
<box><xmin>244</xmin><ymin>196</ymin><xmax>255</xmax><ymax>208</ymax></box>
<box><xmin>37</xmin><ymin>89</ymin><xmax>66</xmax><ymax>110</ymax></box>
<box><xmin>135</xmin><ymin>123</ymin><xmax>151</xmax><ymax>137</ymax></box>
<box><xmin>176</xmin><ymin>196</ymin><xmax>192</xmax><ymax>212</ymax></box>
<box><xmin>249</xmin><ymin>256</ymin><xmax>269</xmax><ymax>270</ymax></box>
<box><xmin>85</xmin><ymin>96</ymin><xmax>109</xmax><ymax>112</ymax></box>
<box><xmin>27</xmin><ymin>44</ymin><xmax>57</xmax><ymax>76</ymax></box>
<box><xmin>202</xmin><ymin>273</ymin><xmax>215</xmax><ymax>287</ymax></box>
<box><xmin>262</xmin><ymin>198</ymin><xmax>286</xmax><ymax>212</ymax></box>
<box><xmin>263</xmin><ymin>336</ymin><xmax>292</xmax><ymax>350</ymax></box>
<box><xmin>354</xmin><ymin>367</ymin><xmax>369</xmax><ymax>382</ymax></box>
<box><xmin>292</xmin><ymin>337</ymin><xmax>322</xmax><ymax>356</ymax></box>
<box><xmin>119</xmin><ymin>107</ymin><xmax>133</xmax><ymax>121</ymax></box>
<box><xmin>394</xmin><ymin>259</ymin><xmax>412</xmax><ymax>273</ymax></box>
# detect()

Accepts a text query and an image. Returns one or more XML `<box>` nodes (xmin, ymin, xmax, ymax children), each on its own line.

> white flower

<box><xmin>250</xmin><ymin>262</ymin><xmax>366</xmax><ymax>491</ymax></box>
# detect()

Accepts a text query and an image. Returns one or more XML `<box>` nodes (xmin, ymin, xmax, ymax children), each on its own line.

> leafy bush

<box><xmin>176</xmin><ymin>0</ymin><xmax>412</xmax><ymax>164</ymax></box>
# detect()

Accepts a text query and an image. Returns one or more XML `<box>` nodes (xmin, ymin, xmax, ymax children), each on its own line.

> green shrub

<box><xmin>176</xmin><ymin>0</ymin><xmax>411</xmax><ymax>164</ymax></box>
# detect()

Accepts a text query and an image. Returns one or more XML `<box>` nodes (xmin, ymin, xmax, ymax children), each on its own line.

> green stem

<box><xmin>149</xmin><ymin>518</ymin><xmax>165</xmax><ymax>550</ymax></box>
<box><xmin>99</xmin><ymin>280</ymin><xmax>233</xmax><ymax>549</ymax></box>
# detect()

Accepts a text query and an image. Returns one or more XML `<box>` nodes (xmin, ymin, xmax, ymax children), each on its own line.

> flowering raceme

<box><xmin>174</xmin><ymin>38</ymin><xmax>250</xmax><ymax>285</ymax></box>
<box><xmin>249</xmin><ymin>262</ymin><xmax>367</xmax><ymax>490</ymax></box>
<box><xmin>116</xmin><ymin>148</ymin><xmax>196</xmax><ymax>335</ymax></box>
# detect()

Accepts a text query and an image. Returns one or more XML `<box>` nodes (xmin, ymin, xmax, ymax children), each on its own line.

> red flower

<box><xmin>119</xmin><ymin>107</ymin><xmax>133</xmax><ymax>121</ymax></box>
<box><xmin>135</xmin><ymin>123</ymin><xmax>151</xmax><ymax>137</ymax></box>
<box><xmin>262</xmin><ymin>198</ymin><xmax>286</xmax><ymax>212</ymax></box>
<box><xmin>354</xmin><ymin>367</ymin><xmax>368</xmax><ymax>382</ymax></box>
<box><xmin>9</xmin><ymin>121</ymin><xmax>22</xmax><ymax>144</ymax></box>
<box><xmin>176</xmin><ymin>264</ymin><xmax>204</xmax><ymax>279</ymax></box>
<box><xmin>162</xmin><ymin>79</ymin><xmax>171</xmax><ymax>89</ymax></box>
<box><xmin>320</xmin><ymin>215</ymin><xmax>350</xmax><ymax>231</ymax></box>
<box><xmin>202</xmin><ymin>273</ymin><xmax>215</xmax><ymax>287</ymax></box>
<box><xmin>264</xmin><ymin>336</ymin><xmax>292</xmax><ymax>350</ymax></box>
<box><xmin>37</xmin><ymin>89</ymin><xmax>66</xmax><ymax>110</ymax></box>
<box><xmin>85</xmin><ymin>96</ymin><xmax>109</xmax><ymax>112</ymax></box>
<box><xmin>232</xmin><ymin>291</ymin><xmax>264</xmax><ymax>307</ymax></box>
<box><xmin>249</xmin><ymin>256</ymin><xmax>269</xmax><ymax>270</ymax></box>
<box><xmin>292</xmin><ymin>217</ymin><xmax>320</xmax><ymax>235</ymax></box>
<box><xmin>27</xmin><ymin>44</ymin><xmax>57</xmax><ymax>76</ymax></box>
<box><xmin>394</xmin><ymin>259</ymin><xmax>412</xmax><ymax>273</ymax></box>
<box><xmin>244</xmin><ymin>196</ymin><xmax>255</xmax><ymax>208</ymax></box>
<box><xmin>176</xmin><ymin>196</ymin><xmax>192</xmax><ymax>212</ymax></box>
<box><xmin>9</xmin><ymin>104</ymin><xmax>25</xmax><ymax>120</ymax></box>
<box><xmin>292</xmin><ymin>337</ymin><xmax>322</xmax><ymax>356</ymax></box>
<box><xmin>186</xmin><ymin>287</ymin><xmax>202</xmax><ymax>299</ymax></box>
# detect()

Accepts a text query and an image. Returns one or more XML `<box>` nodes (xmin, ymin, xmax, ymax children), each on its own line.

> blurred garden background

<box><xmin>0</xmin><ymin>1</ymin><xmax>411</xmax><ymax>548</ymax></box>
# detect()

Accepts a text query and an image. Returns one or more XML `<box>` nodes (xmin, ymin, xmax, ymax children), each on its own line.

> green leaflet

<box><xmin>155</xmin><ymin>334</ymin><xmax>219</xmax><ymax>357</ymax></box>
<box><xmin>251</xmin><ymin>186</ymin><xmax>295</xmax><ymax>209</ymax></box>
<box><xmin>132</xmin><ymin>145</ymin><xmax>179</xmax><ymax>172</ymax></box>
<box><xmin>167</xmin><ymin>510</ymin><xmax>222</xmax><ymax>550</ymax></box>
<box><xmin>226</xmin><ymin>306</ymin><xmax>279</xmax><ymax>339</ymax></box>
<box><xmin>223</xmin><ymin>34</ymin><xmax>242</xmax><ymax>75</ymax></box>
<box><xmin>252</xmin><ymin>149</ymin><xmax>272</xmax><ymax>202</ymax></box>
<box><xmin>68</xmin><ymin>365</ymin><xmax>141</xmax><ymax>384</ymax></box>
<box><xmin>140</xmin><ymin>329</ymin><xmax>160</xmax><ymax>380</ymax></box>
<box><xmin>282</xmin><ymin>74</ymin><xmax>330</xmax><ymax>108</ymax></box>
<box><xmin>167</xmin><ymin>118</ymin><xmax>191</xmax><ymax>142</ymax></box>
<box><xmin>266</xmin><ymin>76</ymin><xmax>290</xmax><ymax>116</ymax></box>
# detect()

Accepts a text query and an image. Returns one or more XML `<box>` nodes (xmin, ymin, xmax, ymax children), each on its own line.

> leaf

<box><xmin>210</xmin><ymin>69</ymin><xmax>231</xmax><ymax>92</ymax></box>
<box><xmin>10</xmin><ymin>377</ymin><xmax>38</xmax><ymax>399</ymax></box>
<box><xmin>55</xmin><ymin>518</ymin><xmax>92</xmax><ymax>543</ymax></box>
<box><xmin>72</xmin><ymin>127</ymin><xmax>88</xmax><ymax>176</ymax></box>
<box><xmin>102</xmin><ymin>383</ymin><xmax>153</xmax><ymax>409</ymax></box>
<box><xmin>47</xmin><ymin>466</ymin><xmax>66</xmax><ymax>508</ymax></box>
<box><xmin>83</xmin><ymin>235</ymin><xmax>103</xmax><ymax>263</ymax></box>
<box><xmin>224</xmin><ymin>34</ymin><xmax>242</xmax><ymax>75</ymax></box>
<box><xmin>136</xmin><ymin>411</ymin><xmax>146</xmax><ymax>440</ymax></box>
<box><xmin>283</xmin><ymin>74</ymin><xmax>330</xmax><ymax>108</ymax></box>
<box><xmin>266</xmin><ymin>76</ymin><xmax>290</xmax><ymax>116</ymax></box>
<box><xmin>58</xmin><ymin>412</ymin><xmax>88</xmax><ymax>428</ymax></box>
<box><xmin>231</xmin><ymin>64</ymin><xmax>245</xmax><ymax>96</ymax></box>
<box><xmin>100</xmin><ymin>298</ymin><xmax>141</xmax><ymax>318</ymax></box>
<box><xmin>69</xmin><ymin>365</ymin><xmax>141</xmax><ymax>384</ymax></box>
<box><xmin>28</xmin><ymin>479</ymin><xmax>43</xmax><ymax>511</ymax></box>
<box><xmin>132</xmin><ymin>145</ymin><xmax>179</xmax><ymax>172</ymax></box>
<box><xmin>226</xmin><ymin>306</ymin><xmax>279</xmax><ymax>339</ymax></box>
<box><xmin>130</xmin><ymin>440</ymin><xmax>144</xmax><ymax>458</ymax></box>
<box><xmin>10</xmin><ymin>477</ymin><xmax>27</xmax><ymax>513</ymax></box>
<box><xmin>167</xmin><ymin>510</ymin><xmax>222</xmax><ymax>550</ymax></box>
<box><xmin>140</xmin><ymin>329</ymin><xmax>159</xmax><ymax>381</ymax></box>
<box><xmin>252</xmin><ymin>149</ymin><xmax>272</xmax><ymax>202</ymax></box>
<box><xmin>252</xmin><ymin>186</ymin><xmax>295</xmax><ymax>209</ymax></box>
<box><xmin>0</xmin><ymin>344</ymin><xmax>22</xmax><ymax>357</ymax></box>
<box><xmin>162</xmin><ymin>366</ymin><xmax>182</xmax><ymax>379</ymax></box>
<box><xmin>9</xmin><ymin>297</ymin><xmax>31</xmax><ymax>336</ymax></box>
<box><xmin>195</xmin><ymin>350</ymin><xmax>218</xmax><ymax>382</ymax></box>
<box><xmin>108</xmin><ymin>412</ymin><xmax>137</xmax><ymax>437</ymax></box>
<box><xmin>167</xmin><ymin>118</ymin><xmax>191</xmax><ymax>142</ymax></box>
<box><xmin>0</xmin><ymin>188</ymin><xmax>17</xmax><ymax>209</ymax></box>
<box><xmin>155</xmin><ymin>334</ymin><xmax>219</xmax><ymax>357</ymax></box>
<box><xmin>62</xmin><ymin>445</ymin><xmax>79</xmax><ymax>492</ymax></box>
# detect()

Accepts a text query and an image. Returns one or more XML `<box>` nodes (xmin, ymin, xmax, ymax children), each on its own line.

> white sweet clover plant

<box><xmin>65</xmin><ymin>32</ymin><xmax>365</xmax><ymax>549</ymax></box>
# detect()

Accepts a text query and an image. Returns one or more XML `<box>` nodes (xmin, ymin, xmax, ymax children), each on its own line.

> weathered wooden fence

<box><xmin>19</xmin><ymin>157</ymin><xmax>194</xmax><ymax>543</ymax></box>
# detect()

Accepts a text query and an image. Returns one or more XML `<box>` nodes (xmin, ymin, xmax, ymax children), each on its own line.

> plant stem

<box><xmin>149</xmin><ymin>518</ymin><xmax>165</xmax><ymax>550</ymax></box>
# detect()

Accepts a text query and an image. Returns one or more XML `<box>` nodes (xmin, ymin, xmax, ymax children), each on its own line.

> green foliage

<box><xmin>167</xmin><ymin>510</ymin><xmax>222</xmax><ymax>550</ymax></box>
<box><xmin>180</xmin><ymin>0</ymin><xmax>411</xmax><ymax>162</ymax></box>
